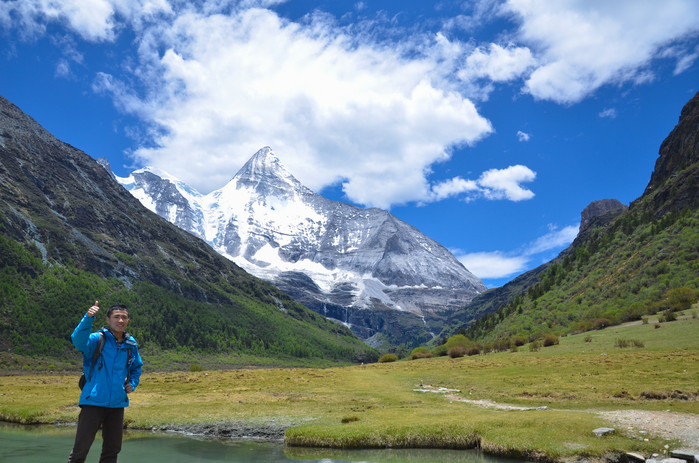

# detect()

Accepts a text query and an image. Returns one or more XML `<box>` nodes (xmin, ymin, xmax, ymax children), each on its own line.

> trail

<box><xmin>415</xmin><ymin>385</ymin><xmax>699</xmax><ymax>452</ymax></box>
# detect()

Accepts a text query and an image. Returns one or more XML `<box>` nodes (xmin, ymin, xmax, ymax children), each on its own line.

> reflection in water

<box><xmin>0</xmin><ymin>422</ymin><xmax>526</xmax><ymax>463</ymax></box>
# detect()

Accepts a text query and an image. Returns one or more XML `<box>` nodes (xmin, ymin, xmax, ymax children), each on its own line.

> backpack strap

<box><xmin>86</xmin><ymin>331</ymin><xmax>105</xmax><ymax>382</ymax></box>
<box><xmin>124</xmin><ymin>333</ymin><xmax>134</xmax><ymax>386</ymax></box>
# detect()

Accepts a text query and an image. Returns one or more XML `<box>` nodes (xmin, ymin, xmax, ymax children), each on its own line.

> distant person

<box><xmin>68</xmin><ymin>301</ymin><xmax>143</xmax><ymax>463</ymax></box>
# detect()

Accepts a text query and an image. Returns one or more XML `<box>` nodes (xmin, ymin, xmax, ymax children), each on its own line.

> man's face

<box><xmin>107</xmin><ymin>309</ymin><xmax>130</xmax><ymax>334</ymax></box>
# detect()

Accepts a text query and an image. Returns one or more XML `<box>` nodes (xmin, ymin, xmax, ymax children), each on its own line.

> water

<box><xmin>0</xmin><ymin>422</ymin><xmax>526</xmax><ymax>463</ymax></box>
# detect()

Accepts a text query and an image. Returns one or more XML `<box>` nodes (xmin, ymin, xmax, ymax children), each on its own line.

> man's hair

<box><xmin>107</xmin><ymin>304</ymin><xmax>129</xmax><ymax>317</ymax></box>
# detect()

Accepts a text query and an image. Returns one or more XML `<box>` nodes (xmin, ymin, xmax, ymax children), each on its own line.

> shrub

<box><xmin>592</xmin><ymin>318</ymin><xmax>612</xmax><ymax>330</ymax></box>
<box><xmin>529</xmin><ymin>340</ymin><xmax>541</xmax><ymax>352</ymax></box>
<box><xmin>341</xmin><ymin>416</ymin><xmax>360</xmax><ymax>424</ymax></box>
<box><xmin>466</xmin><ymin>346</ymin><xmax>480</xmax><ymax>356</ymax></box>
<box><xmin>664</xmin><ymin>286</ymin><xmax>698</xmax><ymax>311</ymax></box>
<box><xmin>189</xmin><ymin>363</ymin><xmax>204</xmax><ymax>372</ymax></box>
<box><xmin>378</xmin><ymin>353</ymin><xmax>398</xmax><ymax>363</ymax></box>
<box><xmin>584</xmin><ymin>335</ymin><xmax>592</xmax><ymax>343</ymax></box>
<box><xmin>447</xmin><ymin>346</ymin><xmax>466</xmax><ymax>358</ymax></box>
<box><xmin>410</xmin><ymin>347</ymin><xmax>433</xmax><ymax>360</ymax></box>
<box><xmin>658</xmin><ymin>310</ymin><xmax>677</xmax><ymax>323</ymax></box>
<box><xmin>615</xmin><ymin>338</ymin><xmax>645</xmax><ymax>348</ymax></box>
<box><xmin>492</xmin><ymin>338</ymin><xmax>510</xmax><ymax>352</ymax></box>
<box><xmin>511</xmin><ymin>336</ymin><xmax>527</xmax><ymax>347</ymax></box>
<box><xmin>444</xmin><ymin>334</ymin><xmax>470</xmax><ymax>350</ymax></box>
<box><xmin>432</xmin><ymin>345</ymin><xmax>449</xmax><ymax>357</ymax></box>
<box><xmin>542</xmin><ymin>334</ymin><xmax>559</xmax><ymax>347</ymax></box>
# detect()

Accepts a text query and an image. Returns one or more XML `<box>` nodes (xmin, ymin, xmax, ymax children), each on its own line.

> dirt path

<box><xmin>416</xmin><ymin>385</ymin><xmax>699</xmax><ymax>452</ymax></box>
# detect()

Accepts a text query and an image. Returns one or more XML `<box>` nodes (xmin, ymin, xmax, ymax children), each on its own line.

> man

<box><xmin>68</xmin><ymin>301</ymin><xmax>143</xmax><ymax>463</ymax></box>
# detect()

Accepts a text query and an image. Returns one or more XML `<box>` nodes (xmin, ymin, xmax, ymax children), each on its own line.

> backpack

<box><xmin>78</xmin><ymin>331</ymin><xmax>105</xmax><ymax>390</ymax></box>
<box><xmin>78</xmin><ymin>331</ymin><xmax>133</xmax><ymax>390</ymax></box>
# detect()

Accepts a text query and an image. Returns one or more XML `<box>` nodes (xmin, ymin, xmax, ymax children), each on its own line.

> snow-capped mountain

<box><xmin>113</xmin><ymin>147</ymin><xmax>486</xmax><ymax>346</ymax></box>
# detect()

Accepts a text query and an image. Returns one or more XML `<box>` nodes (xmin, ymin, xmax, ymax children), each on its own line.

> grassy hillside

<box><xmin>2</xmin><ymin>309</ymin><xmax>696</xmax><ymax>461</ymax></box>
<box><xmin>463</xmin><ymin>203</ymin><xmax>697</xmax><ymax>343</ymax></box>
<box><xmin>0</xmin><ymin>229</ymin><xmax>377</xmax><ymax>367</ymax></box>
<box><xmin>443</xmin><ymin>92</ymin><xmax>699</xmax><ymax>346</ymax></box>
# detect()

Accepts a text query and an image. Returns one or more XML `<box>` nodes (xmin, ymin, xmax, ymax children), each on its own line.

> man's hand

<box><xmin>87</xmin><ymin>301</ymin><xmax>100</xmax><ymax>317</ymax></box>
<box><xmin>125</xmin><ymin>383</ymin><xmax>133</xmax><ymax>394</ymax></box>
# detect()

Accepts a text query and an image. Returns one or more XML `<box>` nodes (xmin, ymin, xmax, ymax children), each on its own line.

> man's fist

<box><xmin>87</xmin><ymin>301</ymin><xmax>100</xmax><ymax>317</ymax></box>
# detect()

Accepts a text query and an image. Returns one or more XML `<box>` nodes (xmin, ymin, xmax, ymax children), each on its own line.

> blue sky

<box><xmin>1</xmin><ymin>1</ymin><xmax>697</xmax><ymax>287</ymax></box>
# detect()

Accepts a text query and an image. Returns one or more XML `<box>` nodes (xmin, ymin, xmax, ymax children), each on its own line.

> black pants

<box><xmin>68</xmin><ymin>405</ymin><xmax>124</xmax><ymax>463</ymax></box>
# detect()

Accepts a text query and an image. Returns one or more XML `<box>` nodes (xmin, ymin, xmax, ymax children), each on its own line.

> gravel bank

<box><xmin>597</xmin><ymin>410</ymin><xmax>699</xmax><ymax>453</ymax></box>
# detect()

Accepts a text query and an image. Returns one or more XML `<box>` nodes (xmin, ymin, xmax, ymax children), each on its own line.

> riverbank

<box><xmin>1</xmin><ymin>312</ymin><xmax>697</xmax><ymax>462</ymax></box>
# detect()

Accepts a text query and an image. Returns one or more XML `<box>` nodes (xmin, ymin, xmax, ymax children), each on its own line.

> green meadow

<box><xmin>1</xmin><ymin>310</ymin><xmax>697</xmax><ymax>462</ymax></box>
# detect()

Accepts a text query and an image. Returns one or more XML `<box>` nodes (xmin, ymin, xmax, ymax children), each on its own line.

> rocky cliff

<box><xmin>643</xmin><ymin>91</ymin><xmax>699</xmax><ymax>215</ymax></box>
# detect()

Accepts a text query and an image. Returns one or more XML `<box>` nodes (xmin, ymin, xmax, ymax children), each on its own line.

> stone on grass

<box><xmin>670</xmin><ymin>451</ymin><xmax>699</xmax><ymax>463</ymax></box>
<box><xmin>592</xmin><ymin>427</ymin><xmax>615</xmax><ymax>437</ymax></box>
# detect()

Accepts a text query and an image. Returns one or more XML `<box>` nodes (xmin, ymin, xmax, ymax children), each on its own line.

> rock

<box><xmin>660</xmin><ymin>459</ymin><xmax>689</xmax><ymax>463</ymax></box>
<box><xmin>670</xmin><ymin>450</ymin><xmax>698</xmax><ymax>463</ymax></box>
<box><xmin>593</xmin><ymin>427</ymin><xmax>616</xmax><ymax>437</ymax></box>
<box><xmin>642</xmin><ymin>91</ymin><xmax>699</xmax><ymax>215</ymax></box>
<box><xmin>626</xmin><ymin>452</ymin><xmax>646</xmax><ymax>462</ymax></box>
<box><xmin>579</xmin><ymin>199</ymin><xmax>627</xmax><ymax>233</ymax></box>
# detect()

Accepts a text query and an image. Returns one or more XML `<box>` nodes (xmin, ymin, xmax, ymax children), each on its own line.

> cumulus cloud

<box><xmin>425</xmin><ymin>164</ymin><xmax>537</xmax><ymax>204</ymax></box>
<box><xmin>5</xmin><ymin>0</ymin><xmax>698</xmax><ymax>209</ymax></box>
<box><xmin>93</xmin><ymin>7</ymin><xmax>494</xmax><ymax>208</ymax></box>
<box><xmin>502</xmin><ymin>0</ymin><xmax>699</xmax><ymax>103</ymax></box>
<box><xmin>477</xmin><ymin>165</ymin><xmax>536</xmax><ymax>201</ymax></box>
<box><xmin>461</xmin><ymin>43</ymin><xmax>535</xmax><ymax>82</ymax></box>
<box><xmin>429</xmin><ymin>177</ymin><xmax>480</xmax><ymax>202</ymax></box>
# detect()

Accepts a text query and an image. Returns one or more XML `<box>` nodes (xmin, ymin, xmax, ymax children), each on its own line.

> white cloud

<box><xmin>424</xmin><ymin>164</ymin><xmax>538</xmax><ymax>204</ymax></box>
<box><xmin>457</xmin><ymin>251</ymin><xmax>529</xmax><ymax>279</ymax></box>
<box><xmin>462</xmin><ymin>43</ymin><xmax>535</xmax><ymax>82</ymax></box>
<box><xmin>516</xmin><ymin>130</ymin><xmax>530</xmax><ymax>142</ymax></box>
<box><xmin>7</xmin><ymin>0</ymin><xmax>698</xmax><ymax>210</ymax></box>
<box><xmin>456</xmin><ymin>223</ymin><xmax>579</xmax><ymax>280</ymax></box>
<box><xmin>670</xmin><ymin>45</ymin><xmax>699</xmax><ymax>75</ymax></box>
<box><xmin>599</xmin><ymin>108</ymin><xmax>617</xmax><ymax>119</ymax></box>
<box><xmin>524</xmin><ymin>224</ymin><xmax>579</xmax><ymax>256</ymax></box>
<box><xmin>428</xmin><ymin>176</ymin><xmax>480</xmax><ymax>202</ymax></box>
<box><xmin>55</xmin><ymin>59</ymin><xmax>72</xmax><ymax>78</ymax></box>
<box><xmin>477</xmin><ymin>165</ymin><xmax>536</xmax><ymax>201</ymax></box>
<box><xmin>93</xmin><ymin>7</ymin><xmax>494</xmax><ymax>209</ymax></box>
<box><xmin>0</xmin><ymin>0</ymin><xmax>172</xmax><ymax>41</ymax></box>
<box><xmin>503</xmin><ymin>0</ymin><xmax>699</xmax><ymax>103</ymax></box>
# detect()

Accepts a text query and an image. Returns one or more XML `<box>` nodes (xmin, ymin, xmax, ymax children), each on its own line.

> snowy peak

<box><xmin>110</xmin><ymin>147</ymin><xmax>486</xmax><ymax>346</ymax></box>
<box><xmin>230</xmin><ymin>146</ymin><xmax>306</xmax><ymax>195</ymax></box>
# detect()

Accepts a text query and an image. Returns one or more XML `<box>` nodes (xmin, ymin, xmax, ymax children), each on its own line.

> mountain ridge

<box><xmin>0</xmin><ymin>95</ymin><xmax>376</xmax><ymax>363</ymax></box>
<box><xmin>114</xmin><ymin>147</ymin><xmax>486</xmax><ymax>347</ymax></box>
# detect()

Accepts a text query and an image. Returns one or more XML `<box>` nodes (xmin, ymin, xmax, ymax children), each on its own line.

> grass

<box><xmin>1</xmin><ymin>309</ymin><xmax>697</xmax><ymax>462</ymax></box>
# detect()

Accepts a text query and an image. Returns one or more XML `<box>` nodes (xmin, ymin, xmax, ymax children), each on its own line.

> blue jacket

<box><xmin>72</xmin><ymin>313</ymin><xmax>143</xmax><ymax>408</ymax></box>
